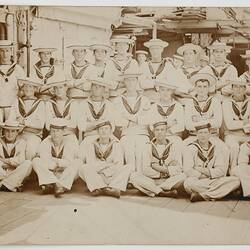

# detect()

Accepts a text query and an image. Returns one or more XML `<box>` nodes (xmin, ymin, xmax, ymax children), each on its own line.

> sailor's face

<box><xmin>149</xmin><ymin>46</ymin><xmax>163</xmax><ymax>59</ymax></box>
<box><xmin>98</xmin><ymin>124</ymin><xmax>112</xmax><ymax>138</ymax></box>
<box><xmin>23</xmin><ymin>84</ymin><xmax>36</xmax><ymax>97</ymax></box>
<box><xmin>39</xmin><ymin>52</ymin><xmax>52</xmax><ymax>64</ymax></box>
<box><xmin>54</xmin><ymin>85</ymin><xmax>68</xmax><ymax>98</ymax></box>
<box><xmin>94</xmin><ymin>49</ymin><xmax>107</xmax><ymax>61</ymax></box>
<box><xmin>115</xmin><ymin>42</ymin><xmax>129</xmax><ymax>54</ymax></box>
<box><xmin>0</xmin><ymin>47</ymin><xmax>12</xmax><ymax>64</ymax></box>
<box><xmin>232</xmin><ymin>84</ymin><xmax>246</xmax><ymax>98</ymax></box>
<box><xmin>72</xmin><ymin>49</ymin><xmax>87</xmax><ymax>61</ymax></box>
<box><xmin>195</xmin><ymin>80</ymin><xmax>209</xmax><ymax>96</ymax></box>
<box><xmin>91</xmin><ymin>83</ymin><xmax>105</xmax><ymax>97</ymax></box>
<box><xmin>124</xmin><ymin>77</ymin><xmax>138</xmax><ymax>92</ymax></box>
<box><xmin>4</xmin><ymin>129</ymin><xmax>18</xmax><ymax>142</ymax></box>
<box><xmin>183</xmin><ymin>49</ymin><xmax>196</xmax><ymax>64</ymax></box>
<box><xmin>213</xmin><ymin>49</ymin><xmax>226</xmax><ymax>62</ymax></box>
<box><xmin>154</xmin><ymin>124</ymin><xmax>167</xmax><ymax>140</ymax></box>
<box><xmin>159</xmin><ymin>86</ymin><xmax>174</xmax><ymax>100</ymax></box>
<box><xmin>50</xmin><ymin>127</ymin><xmax>64</xmax><ymax>143</ymax></box>
<box><xmin>197</xmin><ymin>128</ymin><xmax>210</xmax><ymax>144</ymax></box>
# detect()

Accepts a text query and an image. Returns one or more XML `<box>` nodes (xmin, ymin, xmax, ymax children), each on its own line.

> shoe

<box><xmin>91</xmin><ymin>189</ymin><xmax>102</xmax><ymax>196</ymax></box>
<box><xmin>0</xmin><ymin>185</ymin><xmax>11</xmax><ymax>192</ymax></box>
<box><xmin>54</xmin><ymin>186</ymin><xmax>65</xmax><ymax>198</ymax></box>
<box><xmin>41</xmin><ymin>184</ymin><xmax>54</xmax><ymax>195</ymax></box>
<box><xmin>190</xmin><ymin>192</ymin><xmax>205</xmax><ymax>202</ymax></box>
<box><xmin>158</xmin><ymin>189</ymin><xmax>178</xmax><ymax>198</ymax></box>
<box><xmin>104</xmin><ymin>187</ymin><xmax>121</xmax><ymax>198</ymax></box>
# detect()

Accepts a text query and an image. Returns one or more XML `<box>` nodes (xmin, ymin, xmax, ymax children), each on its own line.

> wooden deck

<box><xmin>0</xmin><ymin>179</ymin><xmax>250</xmax><ymax>245</ymax></box>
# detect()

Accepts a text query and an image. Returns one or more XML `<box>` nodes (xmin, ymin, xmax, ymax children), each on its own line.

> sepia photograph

<box><xmin>0</xmin><ymin>3</ymin><xmax>250</xmax><ymax>245</ymax></box>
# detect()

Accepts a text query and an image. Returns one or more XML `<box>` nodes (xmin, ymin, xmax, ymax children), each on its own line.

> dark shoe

<box><xmin>91</xmin><ymin>189</ymin><xmax>102</xmax><ymax>196</ymax></box>
<box><xmin>54</xmin><ymin>186</ymin><xmax>65</xmax><ymax>198</ymax></box>
<box><xmin>104</xmin><ymin>187</ymin><xmax>121</xmax><ymax>198</ymax></box>
<box><xmin>41</xmin><ymin>184</ymin><xmax>54</xmax><ymax>195</ymax></box>
<box><xmin>158</xmin><ymin>189</ymin><xmax>178</xmax><ymax>198</ymax></box>
<box><xmin>0</xmin><ymin>185</ymin><xmax>11</xmax><ymax>192</ymax></box>
<box><xmin>190</xmin><ymin>192</ymin><xmax>205</xmax><ymax>202</ymax></box>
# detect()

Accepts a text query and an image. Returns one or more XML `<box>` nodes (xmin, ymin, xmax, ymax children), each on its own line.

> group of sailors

<box><xmin>0</xmin><ymin>34</ymin><xmax>250</xmax><ymax>202</ymax></box>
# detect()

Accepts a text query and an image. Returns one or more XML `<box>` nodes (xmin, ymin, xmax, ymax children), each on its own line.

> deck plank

<box><xmin>206</xmin><ymin>199</ymin><xmax>239</xmax><ymax>218</ymax></box>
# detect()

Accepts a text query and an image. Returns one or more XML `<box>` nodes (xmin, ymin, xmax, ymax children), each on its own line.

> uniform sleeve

<box><xmin>168</xmin><ymin>141</ymin><xmax>183</xmax><ymax>175</ymax></box>
<box><xmin>24</xmin><ymin>102</ymin><xmax>46</xmax><ymax>130</ymax></box>
<box><xmin>169</xmin><ymin>103</ymin><xmax>184</xmax><ymax>134</ymax></box>
<box><xmin>209</xmin><ymin>147</ymin><xmax>227</xmax><ymax>178</ymax></box>
<box><xmin>139</xmin><ymin>63</ymin><xmax>156</xmax><ymax>89</ymax></box>
<box><xmin>222</xmin><ymin>100</ymin><xmax>244</xmax><ymax>130</ymax></box>
<box><xmin>65</xmin><ymin>101</ymin><xmax>78</xmax><ymax>129</ymax></box>
<box><xmin>8</xmin><ymin>101</ymin><xmax>18</xmax><ymax>121</ymax></box>
<box><xmin>9</xmin><ymin>140</ymin><xmax>26</xmax><ymax>165</ymax></box>
<box><xmin>207</xmin><ymin>97</ymin><xmax>222</xmax><ymax>129</ymax></box>
<box><xmin>184</xmin><ymin>100</ymin><xmax>196</xmax><ymax>131</ymax></box>
<box><xmin>238</xmin><ymin>143</ymin><xmax>250</xmax><ymax>166</ymax></box>
<box><xmin>113</xmin><ymin>142</ymin><xmax>124</xmax><ymax>165</ymax></box>
<box><xmin>77</xmin><ymin>102</ymin><xmax>87</xmax><ymax>132</ymax></box>
<box><xmin>183</xmin><ymin>145</ymin><xmax>201</xmax><ymax>178</ymax></box>
<box><xmin>141</xmin><ymin>143</ymin><xmax>160</xmax><ymax>178</ymax></box>
<box><xmin>112</xmin><ymin>97</ymin><xmax>129</xmax><ymax>127</ymax></box>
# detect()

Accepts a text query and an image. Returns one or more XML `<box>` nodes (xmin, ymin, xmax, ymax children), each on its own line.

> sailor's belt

<box><xmin>0</xmin><ymin>105</ymin><xmax>11</xmax><ymax>108</ymax></box>
<box><xmin>23</xmin><ymin>127</ymin><xmax>42</xmax><ymax>134</ymax></box>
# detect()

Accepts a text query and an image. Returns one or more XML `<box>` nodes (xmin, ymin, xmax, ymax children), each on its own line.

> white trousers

<box><xmin>130</xmin><ymin>171</ymin><xmax>186</xmax><ymax>197</ymax></box>
<box><xmin>184</xmin><ymin>176</ymin><xmax>240</xmax><ymax>200</ymax></box>
<box><xmin>224</xmin><ymin>134</ymin><xmax>250</xmax><ymax>171</ymax></box>
<box><xmin>79</xmin><ymin>163</ymin><xmax>132</xmax><ymax>192</ymax></box>
<box><xmin>120</xmin><ymin>135</ymin><xmax>149</xmax><ymax>172</ymax></box>
<box><xmin>33</xmin><ymin>158</ymin><xmax>79</xmax><ymax>190</ymax></box>
<box><xmin>0</xmin><ymin>160</ymin><xmax>32</xmax><ymax>191</ymax></box>
<box><xmin>20</xmin><ymin>132</ymin><xmax>42</xmax><ymax>160</ymax></box>
<box><xmin>232</xmin><ymin>165</ymin><xmax>250</xmax><ymax>197</ymax></box>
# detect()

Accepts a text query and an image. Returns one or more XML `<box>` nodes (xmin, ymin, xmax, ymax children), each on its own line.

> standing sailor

<box><xmin>141</xmin><ymin>79</ymin><xmax>184</xmax><ymax>141</ymax></box>
<box><xmin>239</xmin><ymin>50</ymin><xmax>250</xmax><ymax>95</ymax></box>
<box><xmin>89</xmin><ymin>40</ymin><xmax>117</xmax><ymax>98</ymax></box>
<box><xmin>177</xmin><ymin>43</ymin><xmax>202</xmax><ymax>80</ymax></box>
<box><xmin>0</xmin><ymin>119</ymin><xmax>32</xmax><ymax>192</ymax></box>
<box><xmin>45</xmin><ymin>76</ymin><xmax>78</xmax><ymax>146</ymax></box>
<box><xmin>135</xmin><ymin>50</ymin><xmax>148</xmax><ymax>72</ymax></box>
<box><xmin>31</xmin><ymin>47</ymin><xmax>61</xmax><ymax>100</ymax></box>
<box><xmin>184</xmin><ymin>73</ymin><xmax>229</xmax><ymax>165</ymax></box>
<box><xmin>78</xmin><ymin>76</ymin><xmax>115</xmax><ymax>145</ymax></box>
<box><xmin>105</xmin><ymin>35</ymin><xmax>139</xmax><ymax>98</ymax></box>
<box><xmin>140</xmin><ymin>38</ymin><xmax>173</xmax><ymax>102</ymax></box>
<box><xmin>130</xmin><ymin>120</ymin><xmax>185</xmax><ymax>197</ymax></box>
<box><xmin>0</xmin><ymin>40</ymin><xmax>25</xmax><ymax>121</ymax></box>
<box><xmin>66</xmin><ymin>43</ymin><xmax>97</xmax><ymax>100</ymax></box>
<box><xmin>8</xmin><ymin>77</ymin><xmax>45</xmax><ymax>160</ymax></box>
<box><xmin>183</xmin><ymin>122</ymin><xmax>240</xmax><ymax>202</ymax></box>
<box><xmin>200</xmin><ymin>41</ymin><xmax>238</xmax><ymax>97</ymax></box>
<box><xmin>113</xmin><ymin>70</ymin><xmax>151</xmax><ymax>172</ymax></box>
